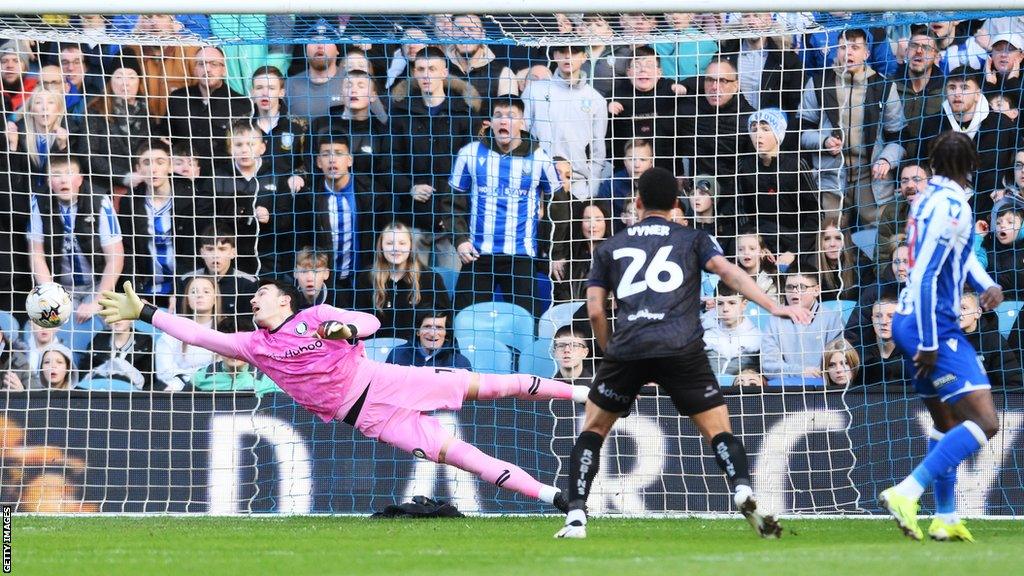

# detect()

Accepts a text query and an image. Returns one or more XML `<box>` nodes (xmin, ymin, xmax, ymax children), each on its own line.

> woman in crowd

<box><xmin>82</xmin><ymin>61</ymin><xmax>153</xmax><ymax>197</ymax></box>
<box><xmin>154</xmin><ymin>275</ymin><xmax>220</xmax><ymax>390</ymax></box>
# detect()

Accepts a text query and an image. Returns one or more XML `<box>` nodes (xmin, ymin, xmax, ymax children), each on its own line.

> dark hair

<box><xmin>490</xmin><ymin>95</ymin><xmax>525</xmax><ymax>116</ymax></box>
<box><xmin>551</xmin><ymin>44</ymin><xmax>587</xmax><ymax>55</ymax></box>
<box><xmin>315</xmin><ymin>133</ymin><xmax>351</xmax><ymax>153</ymax></box>
<box><xmin>945</xmin><ymin>65</ymin><xmax>984</xmax><ymax>88</ymax></box>
<box><xmin>135</xmin><ymin>140</ymin><xmax>172</xmax><ymax>166</ymax></box>
<box><xmin>900</xmin><ymin>161</ymin><xmax>932</xmax><ymax>178</ymax></box>
<box><xmin>785</xmin><ymin>260</ymin><xmax>820</xmax><ymax>284</ymax></box>
<box><xmin>630</xmin><ymin>45</ymin><xmax>659</xmax><ymax>63</ymax></box>
<box><xmin>715</xmin><ymin>280</ymin><xmax>742</xmax><ymax>298</ymax></box>
<box><xmin>47</xmin><ymin>154</ymin><xmax>83</xmax><ymax>172</ymax></box>
<box><xmin>554</xmin><ymin>324</ymin><xmax>589</xmax><ymax>340</ymax></box>
<box><xmin>251</xmin><ymin>65</ymin><xmax>285</xmax><ymax>82</ymax></box>
<box><xmin>198</xmin><ymin>221</ymin><xmax>237</xmax><ymax>249</ymax></box>
<box><xmin>840</xmin><ymin>28</ymin><xmax>869</xmax><ymax>45</ymax></box>
<box><xmin>636</xmin><ymin>167</ymin><xmax>679</xmax><ymax>211</ymax></box>
<box><xmin>413</xmin><ymin>46</ymin><xmax>448</xmax><ymax>64</ymax></box>
<box><xmin>171</xmin><ymin>142</ymin><xmax>196</xmax><ymax>159</ymax></box>
<box><xmin>928</xmin><ymin>131</ymin><xmax>978</xmax><ymax>181</ymax></box>
<box><xmin>258</xmin><ymin>278</ymin><xmax>305</xmax><ymax>314</ymax></box>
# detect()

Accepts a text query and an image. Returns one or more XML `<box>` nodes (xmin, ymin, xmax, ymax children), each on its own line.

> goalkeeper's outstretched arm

<box><xmin>99</xmin><ymin>281</ymin><xmax>251</xmax><ymax>361</ymax></box>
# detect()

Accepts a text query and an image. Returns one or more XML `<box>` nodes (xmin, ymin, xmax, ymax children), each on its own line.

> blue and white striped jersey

<box><xmin>897</xmin><ymin>175</ymin><xmax>997</xmax><ymax>351</ymax></box>
<box><xmin>449</xmin><ymin>140</ymin><xmax>559</xmax><ymax>258</ymax></box>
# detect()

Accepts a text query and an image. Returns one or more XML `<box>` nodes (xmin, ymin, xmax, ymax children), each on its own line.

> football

<box><xmin>26</xmin><ymin>282</ymin><xmax>73</xmax><ymax>328</ymax></box>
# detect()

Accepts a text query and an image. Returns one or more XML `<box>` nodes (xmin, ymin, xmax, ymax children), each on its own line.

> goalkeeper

<box><xmin>99</xmin><ymin>278</ymin><xmax>589</xmax><ymax>511</ymax></box>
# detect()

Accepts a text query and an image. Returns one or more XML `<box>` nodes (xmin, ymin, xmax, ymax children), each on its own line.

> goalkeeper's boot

<box><xmin>735</xmin><ymin>487</ymin><xmax>782</xmax><ymax>539</ymax></box>
<box><xmin>928</xmin><ymin>518</ymin><xmax>975</xmax><ymax>542</ymax></box>
<box><xmin>879</xmin><ymin>487</ymin><xmax>923</xmax><ymax>541</ymax></box>
<box><xmin>554</xmin><ymin>502</ymin><xmax>588</xmax><ymax>539</ymax></box>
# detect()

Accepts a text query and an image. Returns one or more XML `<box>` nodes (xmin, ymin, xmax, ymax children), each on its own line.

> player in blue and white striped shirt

<box><xmin>882</xmin><ymin>132</ymin><xmax>1004</xmax><ymax>542</ymax></box>
<box><xmin>449</xmin><ymin>97</ymin><xmax>559</xmax><ymax>316</ymax></box>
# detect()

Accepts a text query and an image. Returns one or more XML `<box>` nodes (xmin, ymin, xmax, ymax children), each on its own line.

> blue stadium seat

<box><xmin>454</xmin><ymin>302</ymin><xmax>535</xmax><ymax>353</ymax></box>
<box><xmin>434</xmin><ymin>266</ymin><xmax>459</xmax><ymax>302</ymax></box>
<box><xmin>766</xmin><ymin>376</ymin><xmax>826</xmax><ymax>388</ymax></box>
<box><xmin>821</xmin><ymin>299</ymin><xmax>856</xmax><ymax>326</ymax></box>
<box><xmin>995</xmin><ymin>300</ymin><xmax>1024</xmax><ymax>339</ymax></box>
<box><xmin>851</xmin><ymin>228</ymin><xmax>878</xmax><ymax>260</ymax></box>
<box><xmin>518</xmin><ymin>338</ymin><xmax>556</xmax><ymax>378</ymax></box>
<box><xmin>717</xmin><ymin>374</ymin><xmax>736</xmax><ymax>387</ymax></box>
<box><xmin>745</xmin><ymin>302</ymin><xmax>772</xmax><ymax>332</ymax></box>
<box><xmin>58</xmin><ymin>316</ymin><xmax>101</xmax><ymax>363</ymax></box>
<box><xmin>363</xmin><ymin>337</ymin><xmax>407</xmax><ymax>363</ymax></box>
<box><xmin>134</xmin><ymin>319</ymin><xmax>162</xmax><ymax>337</ymax></box>
<box><xmin>0</xmin><ymin>310</ymin><xmax>20</xmax><ymax>340</ymax></box>
<box><xmin>77</xmin><ymin>378</ymin><xmax>135</xmax><ymax>392</ymax></box>
<box><xmin>456</xmin><ymin>335</ymin><xmax>513</xmax><ymax>374</ymax></box>
<box><xmin>537</xmin><ymin>301</ymin><xmax>584</xmax><ymax>340</ymax></box>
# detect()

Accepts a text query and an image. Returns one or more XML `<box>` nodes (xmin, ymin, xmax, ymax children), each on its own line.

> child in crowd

<box><xmin>703</xmin><ymin>282</ymin><xmax>762</xmax><ymax>377</ymax></box>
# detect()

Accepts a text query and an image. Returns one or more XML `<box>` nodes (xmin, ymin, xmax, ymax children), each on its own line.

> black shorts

<box><xmin>588</xmin><ymin>339</ymin><xmax>724</xmax><ymax>416</ymax></box>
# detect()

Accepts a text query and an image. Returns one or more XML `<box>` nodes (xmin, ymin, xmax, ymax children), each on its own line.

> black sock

<box><xmin>710</xmin><ymin>432</ymin><xmax>751</xmax><ymax>489</ymax></box>
<box><xmin>567</xmin><ymin>431</ymin><xmax>604</xmax><ymax>507</ymax></box>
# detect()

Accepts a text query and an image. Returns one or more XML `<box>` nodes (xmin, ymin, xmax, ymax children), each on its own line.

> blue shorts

<box><xmin>891</xmin><ymin>313</ymin><xmax>991</xmax><ymax>404</ymax></box>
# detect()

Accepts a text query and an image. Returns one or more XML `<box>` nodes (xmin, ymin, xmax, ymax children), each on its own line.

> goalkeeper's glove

<box><xmin>316</xmin><ymin>320</ymin><xmax>357</xmax><ymax>340</ymax></box>
<box><xmin>98</xmin><ymin>281</ymin><xmax>146</xmax><ymax>323</ymax></box>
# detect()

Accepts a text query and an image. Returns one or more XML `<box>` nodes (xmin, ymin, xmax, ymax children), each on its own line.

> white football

<box><xmin>26</xmin><ymin>282</ymin><xmax>73</xmax><ymax>328</ymax></box>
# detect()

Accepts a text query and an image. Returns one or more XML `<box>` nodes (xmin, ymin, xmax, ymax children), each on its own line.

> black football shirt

<box><xmin>587</xmin><ymin>216</ymin><xmax>723</xmax><ymax>360</ymax></box>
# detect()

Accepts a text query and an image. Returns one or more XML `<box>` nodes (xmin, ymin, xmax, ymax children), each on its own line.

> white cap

<box><xmin>990</xmin><ymin>33</ymin><xmax>1023</xmax><ymax>50</ymax></box>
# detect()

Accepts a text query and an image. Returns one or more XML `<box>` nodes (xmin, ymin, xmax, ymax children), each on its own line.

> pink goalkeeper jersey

<box><xmin>151</xmin><ymin>305</ymin><xmax>382</xmax><ymax>421</ymax></box>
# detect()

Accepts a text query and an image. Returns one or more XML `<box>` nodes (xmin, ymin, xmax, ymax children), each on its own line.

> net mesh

<box><xmin>0</xmin><ymin>11</ymin><xmax>1022</xmax><ymax>515</ymax></box>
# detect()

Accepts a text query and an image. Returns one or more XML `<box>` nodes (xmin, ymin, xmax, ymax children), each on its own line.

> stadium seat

<box><xmin>851</xmin><ymin>228</ymin><xmax>878</xmax><ymax>260</ymax></box>
<box><xmin>77</xmin><ymin>378</ymin><xmax>135</xmax><ymax>392</ymax></box>
<box><xmin>58</xmin><ymin>316</ymin><xmax>101</xmax><ymax>363</ymax></box>
<box><xmin>434</xmin><ymin>266</ymin><xmax>459</xmax><ymax>302</ymax></box>
<box><xmin>717</xmin><ymin>374</ymin><xmax>736</xmax><ymax>387</ymax></box>
<box><xmin>456</xmin><ymin>335</ymin><xmax>513</xmax><ymax>374</ymax></box>
<box><xmin>537</xmin><ymin>301</ymin><xmax>584</xmax><ymax>340</ymax></box>
<box><xmin>518</xmin><ymin>338</ymin><xmax>556</xmax><ymax>378</ymax></box>
<box><xmin>363</xmin><ymin>337</ymin><xmax>407</xmax><ymax>363</ymax></box>
<box><xmin>745</xmin><ymin>302</ymin><xmax>772</xmax><ymax>332</ymax></box>
<box><xmin>765</xmin><ymin>376</ymin><xmax>826</xmax><ymax>388</ymax></box>
<box><xmin>821</xmin><ymin>299</ymin><xmax>856</xmax><ymax>326</ymax></box>
<box><xmin>0</xmin><ymin>310</ymin><xmax>19</xmax><ymax>340</ymax></box>
<box><xmin>454</xmin><ymin>302</ymin><xmax>535</xmax><ymax>353</ymax></box>
<box><xmin>995</xmin><ymin>300</ymin><xmax>1024</xmax><ymax>339</ymax></box>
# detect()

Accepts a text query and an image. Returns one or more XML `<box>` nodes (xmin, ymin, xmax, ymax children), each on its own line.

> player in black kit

<box><xmin>555</xmin><ymin>167</ymin><xmax>811</xmax><ymax>539</ymax></box>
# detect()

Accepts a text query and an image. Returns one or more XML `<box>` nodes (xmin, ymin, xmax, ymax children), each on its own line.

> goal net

<box><xmin>0</xmin><ymin>10</ymin><xmax>1021</xmax><ymax>515</ymax></box>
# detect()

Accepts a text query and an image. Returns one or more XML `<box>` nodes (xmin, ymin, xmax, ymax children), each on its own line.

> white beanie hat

<box><xmin>747</xmin><ymin>107</ymin><xmax>788</xmax><ymax>147</ymax></box>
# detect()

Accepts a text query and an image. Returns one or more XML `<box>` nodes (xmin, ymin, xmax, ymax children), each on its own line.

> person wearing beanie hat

<box><xmin>738</xmin><ymin>106</ymin><xmax>819</xmax><ymax>255</ymax></box>
<box><xmin>747</xmin><ymin>107</ymin><xmax>788</xmax><ymax>148</ymax></box>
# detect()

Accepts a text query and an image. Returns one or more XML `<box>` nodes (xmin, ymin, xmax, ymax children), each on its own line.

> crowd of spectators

<box><xmin>1</xmin><ymin>12</ymin><xmax>1024</xmax><ymax>392</ymax></box>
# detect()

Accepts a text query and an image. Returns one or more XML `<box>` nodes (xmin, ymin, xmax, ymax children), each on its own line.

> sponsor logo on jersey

<box><xmin>412</xmin><ymin>448</ymin><xmax>427</xmax><ymax>459</ymax></box>
<box><xmin>596</xmin><ymin>383</ymin><xmax>631</xmax><ymax>405</ymax></box>
<box><xmin>627</xmin><ymin>309</ymin><xmax>666</xmax><ymax>321</ymax></box>
<box><xmin>933</xmin><ymin>373</ymin><xmax>956</xmax><ymax>389</ymax></box>
<box><xmin>270</xmin><ymin>338</ymin><xmax>323</xmax><ymax>360</ymax></box>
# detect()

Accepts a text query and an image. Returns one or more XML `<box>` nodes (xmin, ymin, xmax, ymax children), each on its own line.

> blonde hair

<box><xmin>179</xmin><ymin>275</ymin><xmax>222</xmax><ymax>353</ymax></box>
<box><xmin>822</xmin><ymin>338</ymin><xmax>860</xmax><ymax>385</ymax></box>
<box><xmin>22</xmin><ymin>87</ymin><xmax>67</xmax><ymax>169</ymax></box>
<box><xmin>372</xmin><ymin>222</ymin><xmax>421</xmax><ymax>312</ymax></box>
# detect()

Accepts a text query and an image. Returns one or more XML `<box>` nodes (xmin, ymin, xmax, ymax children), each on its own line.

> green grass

<box><xmin>11</xmin><ymin>516</ymin><xmax>1024</xmax><ymax>575</ymax></box>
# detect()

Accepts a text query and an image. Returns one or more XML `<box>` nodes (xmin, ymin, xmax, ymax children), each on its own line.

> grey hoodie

<box><xmin>761</xmin><ymin>302</ymin><xmax>844</xmax><ymax>377</ymax></box>
<box><xmin>33</xmin><ymin>342</ymin><xmax>77</xmax><ymax>389</ymax></box>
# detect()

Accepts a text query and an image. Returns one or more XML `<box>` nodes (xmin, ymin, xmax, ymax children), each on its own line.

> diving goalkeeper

<box><xmin>99</xmin><ymin>278</ymin><xmax>589</xmax><ymax>511</ymax></box>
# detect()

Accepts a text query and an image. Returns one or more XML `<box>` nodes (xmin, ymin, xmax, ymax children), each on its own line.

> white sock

<box><xmin>565</xmin><ymin>508</ymin><xmax>587</xmax><ymax>525</ymax></box>
<box><xmin>937</xmin><ymin>512</ymin><xmax>959</xmax><ymax>525</ymax></box>
<box><xmin>893</xmin><ymin>476</ymin><xmax>925</xmax><ymax>500</ymax></box>
<box><xmin>571</xmin><ymin>385</ymin><xmax>590</xmax><ymax>404</ymax></box>
<box><xmin>733</xmin><ymin>484</ymin><xmax>753</xmax><ymax>508</ymax></box>
<box><xmin>538</xmin><ymin>485</ymin><xmax>559</xmax><ymax>504</ymax></box>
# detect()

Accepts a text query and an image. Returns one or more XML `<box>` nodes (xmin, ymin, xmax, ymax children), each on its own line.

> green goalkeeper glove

<box><xmin>316</xmin><ymin>320</ymin><xmax>356</xmax><ymax>340</ymax></box>
<box><xmin>98</xmin><ymin>281</ymin><xmax>145</xmax><ymax>323</ymax></box>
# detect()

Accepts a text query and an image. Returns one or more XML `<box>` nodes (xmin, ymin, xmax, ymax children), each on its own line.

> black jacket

<box><xmin>33</xmin><ymin>186</ymin><xmax>120</xmax><ymax>286</ymax></box>
<box><xmin>607</xmin><ymin>77</ymin><xmax>685</xmax><ymax>175</ymax></box>
<box><xmin>385</xmin><ymin>341</ymin><xmax>471</xmax><ymax>370</ymax></box>
<box><xmin>209</xmin><ymin>161</ymin><xmax>290</xmax><ymax>276</ymax></box>
<box><xmin>964</xmin><ymin>313</ymin><xmax>1023</xmax><ymax>389</ymax></box>
<box><xmin>736</xmin><ymin>151</ymin><xmax>819</xmax><ymax>254</ymax></box>
<box><xmin>858</xmin><ymin>341</ymin><xmax>907</xmax><ymax>387</ymax></box>
<box><xmin>989</xmin><ymin>238</ymin><xmax>1024</xmax><ymax>299</ymax></box>
<box><xmin>83</xmin><ymin>330</ymin><xmax>155</xmax><ymax>390</ymax></box>
<box><xmin>354</xmin><ymin>268</ymin><xmax>452</xmax><ymax>342</ymax></box>
<box><xmin>80</xmin><ymin>98</ymin><xmax>154</xmax><ymax>190</ymax></box>
<box><xmin>719</xmin><ymin>37</ymin><xmax>805</xmax><ymax>113</ymax></box>
<box><xmin>166</xmin><ymin>82</ymin><xmax>253</xmax><ymax>170</ymax></box>
<box><xmin>388</xmin><ymin>79</ymin><xmax>476</xmax><ymax>232</ymax></box>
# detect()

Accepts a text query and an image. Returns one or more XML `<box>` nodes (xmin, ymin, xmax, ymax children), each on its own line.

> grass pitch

<box><xmin>12</xmin><ymin>516</ymin><xmax>1024</xmax><ymax>575</ymax></box>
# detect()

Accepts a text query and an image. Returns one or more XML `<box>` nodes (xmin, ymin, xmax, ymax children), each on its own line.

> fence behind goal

<box><xmin>0</xmin><ymin>11</ymin><xmax>1022</xmax><ymax>515</ymax></box>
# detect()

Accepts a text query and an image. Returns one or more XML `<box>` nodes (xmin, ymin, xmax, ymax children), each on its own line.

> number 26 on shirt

<box><xmin>612</xmin><ymin>246</ymin><xmax>684</xmax><ymax>298</ymax></box>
